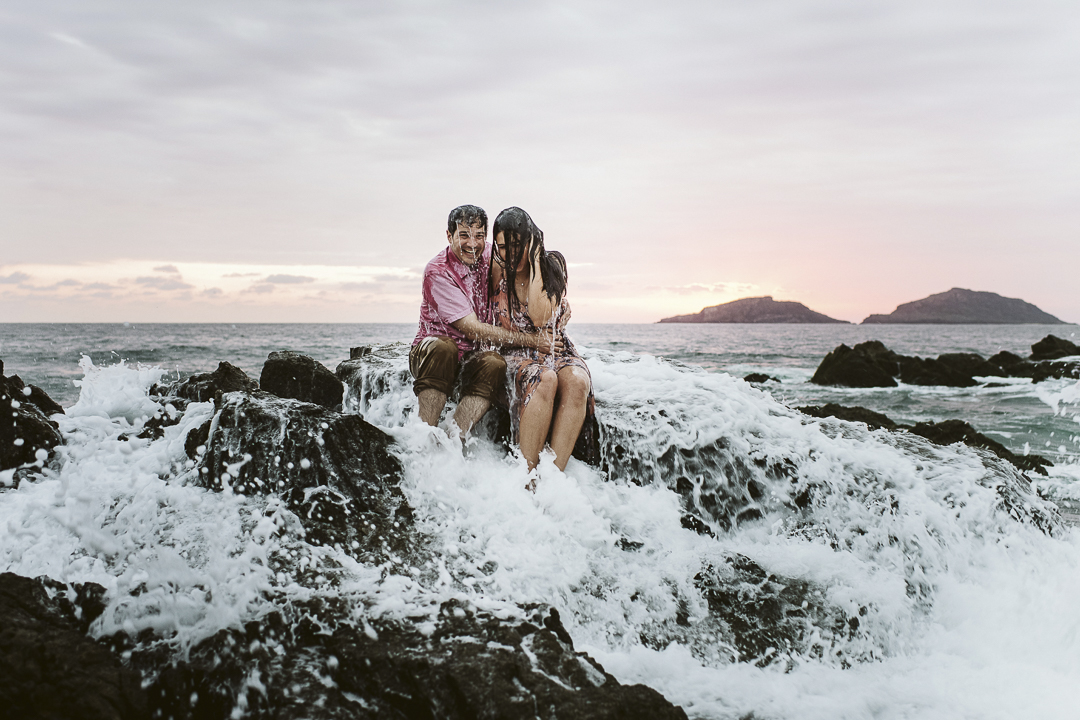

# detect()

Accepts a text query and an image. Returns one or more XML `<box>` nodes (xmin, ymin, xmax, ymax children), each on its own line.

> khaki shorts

<box><xmin>409</xmin><ymin>336</ymin><xmax>506</xmax><ymax>403</ymax></box>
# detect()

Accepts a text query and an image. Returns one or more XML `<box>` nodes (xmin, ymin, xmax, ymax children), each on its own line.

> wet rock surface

<box><xmin>261</xmin><ymin>351</ymin><xmax>343</xmax><ymax>409</ymax></box>
<box><xmin>157</xmin><ymin>360</ymin><xmax>260</xmax><ymax>402</ymax></box>
<box><xmin>186</xmin><ymin>389</ymin><xmax>410</xmax><ymax>557</ymax></box>
<box><xmin>0</xmin><ymin>573</ymin><xmax>147</xmax><ymax>720</ymax></box>
<box><xmin>108</xmin><ymin>600</ymin><xmax>686</xmax><ymax>720</ymax></box>
<box><xmin>1</xmin><ymin>360</ymin><xmax>64</xmax><ymax>473</ymax></box>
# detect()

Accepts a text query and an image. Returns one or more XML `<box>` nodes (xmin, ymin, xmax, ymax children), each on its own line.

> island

<box><xmin>862</xmin><ymin>288</ymin><xmax>1067</xmax><ymax>324</ymax></box>
<box><xmin>658</xmin><ymin>296</ymin><xmax>848</xmax><ymax>324</ymax></box>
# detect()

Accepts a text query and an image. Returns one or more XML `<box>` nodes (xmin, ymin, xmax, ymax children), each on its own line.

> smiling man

<box><xmin>410</xmin><ymin>204</ymin><xmax>560</xmax><ymax>439</ymax></box>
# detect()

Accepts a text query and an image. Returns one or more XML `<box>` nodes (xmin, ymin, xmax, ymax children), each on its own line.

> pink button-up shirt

<box><xmin>413</xmin><ymin>244</ymin><xmax>492</xmax><ymax>358</ymax></box>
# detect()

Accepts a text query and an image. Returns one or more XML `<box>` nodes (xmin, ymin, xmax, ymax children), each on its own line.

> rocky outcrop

<box><xmin>185</xmin><ymin>389</ymin><xmax>410</xmax><ymax>557</ymax></box>
<box><xmin>1</xmin><ymin>360</ymin><xmax>64</xmax><ymax>474</ymax></box>
<box><xmin>0</xmin><ymin>573</ymin><xmax>147</xmax><ymax>720</ymax></box>
<box><xmin>809</xmin><ymin>340</ymin><xmax>981</xmax><ymax>388</ymax></box>
<box><xmin>260</xmin><ymin>351</ymin><xmax>343</xmax><ymax>409</ymax></box>
<box><xmin>798</xmin><ymin>404</ymin><xmax>1052</xmax><ymax>476</ymax></box>
<box><xmin>156</xmin><ymin>361</ymin><xmax>259</xmax><ymax>402</ymax></box>
<box><xmin>659</xmin><ymin>296</ymin><xmax>848</xmax><ymax>324</ymax></box>
<box><xmin>862</xmin><ymin>288</ymin><xmax>1067</xmax><ymax>324</ymax></box>
<box><xmin>744</xmin><ymin>373</ymin><xmax>781</xmax><ymax>384</ymax></box>
<box><xmin>811</xmin><ymin>337</ymin><xmax>1080</xmax><ymax>388</ymax></box>
<box><xmin>110</xmin><ymin>600</ymin><xmax>685</xmax><ymax>720</ymax></box>
<box><xmin>1030</xmin><ymin>335</ymin><xmax>1080</xmax><ymax>361</ymax></box>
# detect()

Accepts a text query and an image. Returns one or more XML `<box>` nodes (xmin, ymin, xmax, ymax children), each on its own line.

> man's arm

<box><xmin>452</xmin><ymin>314</ymin><xmax>563</xmax><ymax>354</ymax></box>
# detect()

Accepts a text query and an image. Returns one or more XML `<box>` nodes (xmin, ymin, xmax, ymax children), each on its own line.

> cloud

<box><xmin>338</xmin><ymin>281</ymin><xmax>383</xmax><ymax>293</ymax></box>
<box><xmin>243</xmin><ymin>284</ymin><xmax>275</xmax><ymax>294</ymax></box>
<box><xmin>0</xmin><ymin>272</ymin><xmax>31</xmax><ymax>284</ymax></box>
<box><xmin>153</xmin><ymin>264</ymin><xmax>180</xmax><ymax>273</ymax></box>
<box><xmin>201</xmin><ymin>287</ymin><xmax>223</xmax><ymax>296</ymax></box>
<box><xmin>135</xmin><ymin>276</ymin><xmax>194</xmax><ymax>291</ymax></box>
<box><xmin>264</xmin><ymin>274</ymin><xmax>316</xmax><ymax>284</ymax></box>
<box><xmin>646</xmin><ymin>282</ymin><xmax>760</xmax><ymax>297</ymax></box>
<box><xmin>223</xmin><ymin>272</ymin><xmax>260</xmax><ymax>278</ymax></box>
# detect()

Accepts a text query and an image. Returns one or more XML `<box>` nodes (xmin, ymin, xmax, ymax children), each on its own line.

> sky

<box><xmin>1</xmin><ymin>0</ymin><xmax>1078</xmax><ymax>324</ymax></box>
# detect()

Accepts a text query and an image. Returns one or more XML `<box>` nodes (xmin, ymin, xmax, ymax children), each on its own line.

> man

<box><xmin>411</xmin><ymin>204</ymin><xmax>560</xmax><ymax>438</ymax></box>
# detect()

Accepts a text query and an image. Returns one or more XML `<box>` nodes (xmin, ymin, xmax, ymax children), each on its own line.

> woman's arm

<box><xmin>526</xmin><ymin>243</ymin><xmax>559</xmax><ymax>329</ymax></box>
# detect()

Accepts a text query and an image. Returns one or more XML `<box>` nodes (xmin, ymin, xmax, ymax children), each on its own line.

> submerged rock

<box><xmin>744</xmin><ymin>373</ymin><xmax>781</xmax><ymax>384</ymax></box>
<box><xmin>0</xmin><ymin>573</ymin><xmax>146</xmax><ymax>719</ymax></box>
<box><xmin>261</xmin><ymin>351</ymin><xmax>343</xmax><ymax>409</ymax></box>
<box><xmin>798</xmin><ymin>403</ymin><xmax>899</xmax><ymax>431</ymax></box>
<box><xmin>1</xmin><ymin>361</ymin><xmax>64</xmax><ymax>474</ymax></box>
<box><xmin>798</xmin><ymin>404</ymin><xmax>1053</xmax><ymax>476</ymax></box>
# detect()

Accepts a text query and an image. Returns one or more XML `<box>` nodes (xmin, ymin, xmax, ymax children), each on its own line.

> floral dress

<box><xmin>491</xmin><ymin>277</ymin><xmax>600</xmax><ymax>465</ymax></box>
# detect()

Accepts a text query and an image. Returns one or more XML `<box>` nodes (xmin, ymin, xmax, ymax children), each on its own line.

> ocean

<box><xmin>2</xmin><ymin>322</ymin><xmax>1080</xmax><ymax>718</ymax></box>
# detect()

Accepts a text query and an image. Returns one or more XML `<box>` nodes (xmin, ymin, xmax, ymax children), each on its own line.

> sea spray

<box><xmin>1</xmin><ymin>350</ymin><xmax>1078</xmax><ymax>718</ymax></box>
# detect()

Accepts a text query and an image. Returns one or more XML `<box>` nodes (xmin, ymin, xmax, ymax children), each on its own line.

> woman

<box><xmin>489</xmin><ymin>207</ymin><xmax>596</xmax><ymax>481</ymax></box>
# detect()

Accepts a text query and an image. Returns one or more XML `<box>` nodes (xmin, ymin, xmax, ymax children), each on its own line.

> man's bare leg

<box><xmin>453</xmin><ymin>394</ymin><xmax>490</xmax><ymax>440</ymax></box>
<box><xmin>418</xmin><ymin>388</ymin><xmax>448</xmax><ymax>426</ymax></box>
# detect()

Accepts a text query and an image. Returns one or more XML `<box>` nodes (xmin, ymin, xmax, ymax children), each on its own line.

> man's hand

<box><xmin>533</xmin><ymin>329</ymin><xmax>564</xmax><ymax>355</ymax></box>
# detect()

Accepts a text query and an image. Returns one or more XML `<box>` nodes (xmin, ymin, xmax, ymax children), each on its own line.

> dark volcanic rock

<box><xmin>261</xmin><ymin>351</ymin><xmax>343</xmax><ymax>409</ymax></box>
<box><xmin>0</xmin><ymin>573</ymin><xmax>146</xmax><ymax>720</ymax></box>
<box><xmin>908</xmin><ymin>419</ymin><xmax>1052</xmax><ymax>475</ymax></box>
<box><xmin>812</xmin><ymin>342</ymin><xmax>1010</xmax><ymax>388</ymax></box>
<box><xmin>896</xmin><ymin>355</ymin><xmax>978</xmax><ymax>387</ymax></box>
<box><xmin>1031</xmin><ymin>361</ymin><xmax>1080</xmax><ymax>384</ymax></box>
<box><xmin>810</xmin><ymin>341</ymin><xmax>900</xmax><ymax>388</ymax></box>
<box><xmin>862</xmin><ymin>288</ymin><xmax>1067</xmax><ymax>324</ymax></box>
<box><xmin>114</xmin><ymin>600</ymin><xmax>686</xmax><ymax>720</ymax></box>
<box><xmin>159</xmin><ymin>361</ymin><xmax>259</xmax><ymax>402</ymax></box>
<box><xmin>1</xmin><ymin>365</ymin><xmax>64</xmax><ymax>473</ymax></box>
<box><xmin>936</xmin><ymin>352</ymin><xmax>1007</xmax><ymax>378</ymax></box>
<box><xmin>659</xmin><ymin>296</ymin><xmax>848</xmax><ymax>324</ymax></box>
<box><xmin>187</xmin><ymin>390</ymin><xmax>410</xmax><ymax>557</ymax></box>
<box><xmin>744</xmin><ymin>373</ymin><xmax>781</xmax><ymax>384</ymax></box>
<box><xmin>798</xmin><ymin>404</ymin><xmax>899</xmax><ymax>431</ymax></box>
<box><xmin>799</xmin><ymin>404</ymin><xmax>1053</xmax><ymax>477</ymax></box>
<box><xmin>694</xmin><ymin>555</ymin><xmax>867</xmax><ymax>668</ymax></box>
<box><xmin>1030</xmin><ymin>335</ymin><xmax>1080</xmax><ymax>361</ymax></box>
<box><xmin>988</xmin><ymin>351</ymin><xmax>1035</xmax><ymax>378</ymax></box>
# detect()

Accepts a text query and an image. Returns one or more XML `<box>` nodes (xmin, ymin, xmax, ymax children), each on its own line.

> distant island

<box><xmin>658</xmin><ymin>296</ymin><xmax>848</xmax><ymax>324</ymax></box>
<box><xmin>862</xmin><ymin>288</ymin><xmax>1067</xmax><ymax>324</ymax></box>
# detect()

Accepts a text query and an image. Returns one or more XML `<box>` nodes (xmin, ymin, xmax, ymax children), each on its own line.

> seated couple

<box><xmin>410</xmin><ymin>204</ymin><xmax>595</xmax><ymax>481</ymax></box>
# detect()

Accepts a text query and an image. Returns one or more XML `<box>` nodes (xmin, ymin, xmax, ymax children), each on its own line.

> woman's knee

<box><xmin>558</xmin><ymin>370</ymin><xmax>590</xmax><ymax>404</ymax></box>
<box><xmin>532</xmin><ymin>369</ymin><xmax>559</xmax><ymax>403</ymax></box>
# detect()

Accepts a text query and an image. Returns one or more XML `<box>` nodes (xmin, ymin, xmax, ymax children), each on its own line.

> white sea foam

<box><xmin>1</xmin><ymin>353</ymin><xmax>1078</xmax><ymax>718</ymax></box>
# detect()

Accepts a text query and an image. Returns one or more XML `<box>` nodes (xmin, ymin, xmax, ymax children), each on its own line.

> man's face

<box><xmin>447</xmin><ymin>222</ymin><xmax>486</xmax><ymax>266</ymax></box>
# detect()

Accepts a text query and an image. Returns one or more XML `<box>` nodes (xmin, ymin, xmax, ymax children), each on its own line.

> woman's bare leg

<box><xmin>518</xmin><ymin>369</ymin><xmax>558</xmax><ymax>471</ymax></box>
<box><xmin>549</xmin><ymin>367</ymin><xmax>590</xmax><ymax>471</ymax></box>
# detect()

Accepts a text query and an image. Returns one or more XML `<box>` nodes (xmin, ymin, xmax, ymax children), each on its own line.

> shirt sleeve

<box><xmin>426</xmin><ymin>269</ymin><xmax>475</xmax><ymax>324</ymax></box>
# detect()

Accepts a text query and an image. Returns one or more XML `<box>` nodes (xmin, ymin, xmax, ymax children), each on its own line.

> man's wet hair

<box><xmin>447</xmin><ymin>205</ymin><xmax>488</xmax><ymax>234</ymax></box>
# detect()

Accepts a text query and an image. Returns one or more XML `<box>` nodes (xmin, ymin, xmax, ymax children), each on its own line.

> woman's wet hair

<box><xmin>491</xmin><ymin>207</ymin><xmax>567</xmax><ymax>322</ymax></box>
<box><xmin>447</xmin><ymin>204</ymin><xmax>488</xmax><ymax>234</ymax></box>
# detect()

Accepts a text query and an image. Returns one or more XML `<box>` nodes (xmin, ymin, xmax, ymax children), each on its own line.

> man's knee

<box><xmin>410</xmin><ymin>336</ymin><xmax>460</xmax><ymax>397</ymax></box>
<box><xmin>460</xmin><ymin>350</ymin><xmax>507</xmax><ymax>403</ymax></box>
